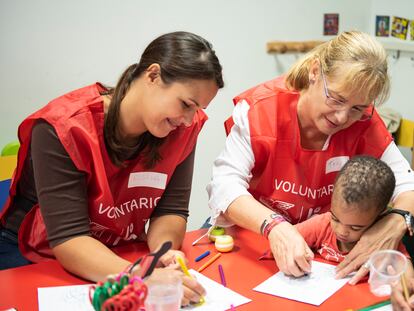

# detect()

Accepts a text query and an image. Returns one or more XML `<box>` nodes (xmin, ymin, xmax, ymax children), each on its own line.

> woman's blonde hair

<box><xmin>286</xmin><ymin>30</ymin><xmax>390</xmax><ymax>106</ymax></box>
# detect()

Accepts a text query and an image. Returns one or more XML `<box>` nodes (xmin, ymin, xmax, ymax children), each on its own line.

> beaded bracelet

<box><xmin>260</xmin><ymin>214</ymin><xmax>286</xmax><ymax>240</ymax></box>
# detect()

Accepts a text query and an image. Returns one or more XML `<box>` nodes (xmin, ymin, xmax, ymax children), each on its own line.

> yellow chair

<box><xmin>395</xmin><ymin>119</ymin><xmax>414</xmax><ymax>168</ymax></box>
<box><xmin>0</xmin><ymin>155</ymin><xmax>17</xmax><ymax>211</ymax></box>
<box><xmin>0</xmin><ymin>140</ymin><xmax>19</xmax><ymax>210</ymax></box>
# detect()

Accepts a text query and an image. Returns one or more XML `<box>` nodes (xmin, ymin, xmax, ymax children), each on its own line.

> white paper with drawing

<box><xmin>253</xmin><ymin>260</ymin><xmax>349</xmax><ymax>306</ymax></box>
<box><xmin>181</xmin><ymin>269</ymin><xmax>251</xmax><ymax>310</ymax></box>
<box><xmin>38</xmin><ymin>284</ymin><xmax>94</xmax><ymax>311</ymax></box>
<box><xmin>38</xmin><ymin>270</ymin><xmax>250</xmax><ymax>311</ymax></box>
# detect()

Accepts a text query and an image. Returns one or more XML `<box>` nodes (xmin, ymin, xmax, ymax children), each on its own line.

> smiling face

<box><xmin>299</xmin><ymin>60</ymin><xmax>372</xmax><ymax>138</ymax></box>
<box><xmin>119</xmin><ymin>64</ymin><xmax>219</xmax><ymax>138</ymax></box>
<box><xmin>330</xmin><ymin>187</ymin><xmax>380</xmax><ymax>251</ymax></box>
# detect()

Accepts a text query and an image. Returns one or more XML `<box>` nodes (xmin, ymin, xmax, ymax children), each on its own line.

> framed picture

<box><xmin>391</xmin><ymin>16</ymin><xmax>409</xmax><ymax>40</ymax></box>
<box><xmin>375</xmin><ymin>15</ymin><xmax>390</xmax><ymax>37</ymax></box>
<box><xmin>410</xmin><ymin>20</ymin><xmax>414</xmax><ymax>41</ymax></box>
<box><xmin>324</xmin><ymin>13</ymin><xmax>339</xmax><ymax>36</ymax></box>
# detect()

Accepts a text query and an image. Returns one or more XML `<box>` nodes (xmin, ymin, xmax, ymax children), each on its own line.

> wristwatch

<box><xmin>387</xmin><ymin>208</ymin><xmax>414</xmax><ymax>236</ymax></box>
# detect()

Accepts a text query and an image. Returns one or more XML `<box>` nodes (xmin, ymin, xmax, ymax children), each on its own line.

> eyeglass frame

<box><xmin>320</xmin><ymin>66</ymin><xmax>375</xmax><ymax>122</ymax></box>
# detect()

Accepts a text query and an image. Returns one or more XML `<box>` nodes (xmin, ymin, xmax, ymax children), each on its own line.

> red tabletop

<box><xmin>0</xmin><ymin>227</ymin><xmax>385</xmax><ymax>311</ymax></box>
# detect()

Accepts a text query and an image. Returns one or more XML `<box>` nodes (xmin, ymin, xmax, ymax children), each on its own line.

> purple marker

<box><xmin>218</xmin><ymin>264</ymin><xmax>227</xmax><ymax>287</ymax></box>
<box><xmin>195</xmin><ymin>250</ymin><xmax>210</xmax><ymax>262</ymax></box>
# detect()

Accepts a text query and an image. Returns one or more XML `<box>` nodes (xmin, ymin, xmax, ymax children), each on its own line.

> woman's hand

<box><xmin>181</xmin><ymin>272</ymin><xmax>207</xmax><ymax>306</ymax></box>
<box><xmin>336</xmin><ymin>213</ymin><xmax>405</xmax><ymax>284</ymax></box>
<box><xmin>391</xmin><ymin>277</ymin><xmax>414</xmax><ymax>310</ymax></box>
<box><xmin>268</xmin><ymin>222</ymin><xmax>314</xmax><ymax>277</ymax></box>
<box><xmin>157</xmin><ymin>249</ymin><xmax>186</xmax><ymax>268</ymax></box>
<box><xmin>148</xmin><ymin>268</ymin><xmax>206</xmax><ymax>306</ymax></box>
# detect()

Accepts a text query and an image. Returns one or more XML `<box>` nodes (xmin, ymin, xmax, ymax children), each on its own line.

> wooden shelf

<box><xmin>267</xmin><ymin>39</ymin><xmax>414</xmax><ymax>54</ymax></box>
<box><xmin>267</xmin><ymin>41</ymin><xmax>325</xmax><ymax>54</ymax></box>
<box><xmin>380</xmin><ymin>40</ymin><xmax>414</xmax><ymax>53</ymax></box>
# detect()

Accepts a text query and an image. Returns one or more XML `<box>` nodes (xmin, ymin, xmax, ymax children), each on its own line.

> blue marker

<box><xmin>195</xmin><ymin>250</ymin><xmax>211</xmax><ymax>262</ymax></box>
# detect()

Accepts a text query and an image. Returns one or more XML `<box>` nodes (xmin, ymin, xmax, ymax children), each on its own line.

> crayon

<box><xmin>197</xmin><ymin>253</ymin><xmax>221</xmax><ymax>272</ymax></box>
<box><xmin>218</xmin><ymin>264</ymin><xmax>226</xmax><ymax>287</ymax></box>
<box><xmin>195</xmin><ymin>250</ymin><xmax>211</xmax><ymax>262</ymax></box>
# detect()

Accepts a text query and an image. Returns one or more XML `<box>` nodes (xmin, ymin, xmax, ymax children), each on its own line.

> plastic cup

<box><xmin>144</xmin><ymin>272</ymin><xmax>183</xmax><ymax>311</ymax></box>
<box><xmin>368</xmin><ymin>249</ymin><xmax>408</xmax><ymax>297</ymax></box>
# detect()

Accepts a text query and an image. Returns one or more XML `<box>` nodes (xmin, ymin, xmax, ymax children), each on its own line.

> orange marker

<box><xmin>197</xmin><ymin>253</ymin><xmax>221</xmax><ymax>272</ymax></box>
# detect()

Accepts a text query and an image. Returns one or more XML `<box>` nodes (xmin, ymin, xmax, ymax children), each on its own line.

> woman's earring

<box><xmin>309</xmin><ymin>78</ymin><xmax>315</xmax><ymax>84</ymax></box>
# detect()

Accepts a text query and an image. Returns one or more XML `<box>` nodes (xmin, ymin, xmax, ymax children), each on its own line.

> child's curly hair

<box><xmin>335</xmin><ymin>155</ymin><xmax>395</xmax><ymax>212</ymax></box>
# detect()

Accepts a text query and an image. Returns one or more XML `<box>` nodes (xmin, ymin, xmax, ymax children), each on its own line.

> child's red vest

<box><xmin>1</xmin><ymin>83</ymin><xmax>207</xmax><ymax>263</ymax></box>
<box><xmin>226</xmin><ymin>77</ymin><xmax>392</xmax><ymax>224</ymax></box>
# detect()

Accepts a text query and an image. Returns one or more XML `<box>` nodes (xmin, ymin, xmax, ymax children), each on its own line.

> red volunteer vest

<box><xmin>1</xmin><ymin>83</ymin><xmax>207</xmax><ymax>262</ymax></box>
<box><xmin>226</xmin><ymin>77</ymin><xmax>392</xmax><ymax>224</ymax></box>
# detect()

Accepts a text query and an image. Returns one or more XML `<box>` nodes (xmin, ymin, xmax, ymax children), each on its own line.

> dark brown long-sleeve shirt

<box><xmin>4</xmin><ymin>120</ymin><xmax>194</xmax><ymax>247</ymax></box>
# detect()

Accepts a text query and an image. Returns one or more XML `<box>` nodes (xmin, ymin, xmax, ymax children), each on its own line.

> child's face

<box><xmin>330</xmin><ymin>192</ymin><xmax>380</xmax><ymax>245</ymax></box>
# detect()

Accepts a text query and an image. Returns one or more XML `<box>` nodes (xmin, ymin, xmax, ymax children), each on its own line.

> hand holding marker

<box><xmin>176</xmin><ymin>255</ymin><xmax>205</xmax><ymax>304</ymax></box>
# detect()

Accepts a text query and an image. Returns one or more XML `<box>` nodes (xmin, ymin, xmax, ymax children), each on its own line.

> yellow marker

<box><xmin>176</xmin><ymin>255</ymin><xmax>205</xmax><ymax>304</ymax></box>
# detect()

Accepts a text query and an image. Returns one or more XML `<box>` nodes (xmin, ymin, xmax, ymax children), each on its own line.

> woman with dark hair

<box><xmin>0</xmin><ymin>31</ymin><xmax>223</xmax><ymax>304</ymax></box>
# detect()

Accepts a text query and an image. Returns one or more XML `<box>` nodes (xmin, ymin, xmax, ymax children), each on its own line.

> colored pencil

<box><xmin>191</xmin><ymin>227</ymin><xmax>213</xmax><ymax>246</ymax></box>
<box><xmin>195</xmin><ymin>250</ymin><xmax>211</xmax><ymax>262</ymax></box>
<box><xmin>197</xmin><ymin>253</ymin><xmax>221</xmax><ymax>272</ymax></box>
<box><xmin>401</xmin><ymin>273</ymin><xmax>410</xmax><ymax>302</ymax></box>
<box><xmin>218</xmin><ymin>264</ymin><xmax>227</xmax><ymax>287</ymax></box>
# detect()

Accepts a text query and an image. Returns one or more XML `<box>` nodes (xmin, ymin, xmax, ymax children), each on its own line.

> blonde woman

<box><xmin>207</xmin><ymin>30</ymin><xmax>414</xmax><ymax>284</ymax></box>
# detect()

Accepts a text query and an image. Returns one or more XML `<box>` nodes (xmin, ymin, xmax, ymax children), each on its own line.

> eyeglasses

<box><xmin>320</xmin><ymin>67</ymin><xmax>375</xmax><ymax>122</ymax></box>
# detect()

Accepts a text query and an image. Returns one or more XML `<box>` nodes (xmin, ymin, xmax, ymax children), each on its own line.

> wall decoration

<box><xmin>375</xmin><ymin>15</ymin><xmax>390</xmax><ymax>37</ymax></box>
<box><xmin>391</xmin><ymin>16</ymin><xmax>409</xmax><ymax>40</ymax></box>
<box><xmin>324</xmin><ymin>14</ymin><xmax>339</xmax><ymax>36</ymax></box>
<box><xmin>410</xmin><ymin>20</ymin><xmax>414</xmax><ymax>41</ymax></box>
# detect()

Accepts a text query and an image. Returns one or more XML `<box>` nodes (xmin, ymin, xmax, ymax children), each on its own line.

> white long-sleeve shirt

<box><xmin>207</xmin><ymin>100</ymin><xmax>414</xmax><ymax>226</ymax></box>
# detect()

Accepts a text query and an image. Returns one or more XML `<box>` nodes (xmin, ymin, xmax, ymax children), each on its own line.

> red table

<box><xmin>0</xmin><ymin>228</ymin><xmax>385</xmax><ymax>311</ymax></box>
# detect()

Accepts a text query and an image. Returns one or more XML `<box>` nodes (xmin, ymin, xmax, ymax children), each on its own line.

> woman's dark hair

<box><xmin>104</xmin><ymin>31</ymin><xmax>224</xmax><ymax>167</ymax></box>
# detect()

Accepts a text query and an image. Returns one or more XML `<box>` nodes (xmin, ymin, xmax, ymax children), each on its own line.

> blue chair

<box><xmin>0</xmin><ymin>179</ymin><xmax>11</xmax><ymax>211</ymax></box>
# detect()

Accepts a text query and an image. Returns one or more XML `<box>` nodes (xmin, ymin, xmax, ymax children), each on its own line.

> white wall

<box><xmin>368</xmin><ymin>0</ymin><xmax>414</xmax><ymax>160</ymax></box>
<box><xmin>1</xmin><ymin>0</ymin><xmax>411</xmax><ymax>230</ymax></box>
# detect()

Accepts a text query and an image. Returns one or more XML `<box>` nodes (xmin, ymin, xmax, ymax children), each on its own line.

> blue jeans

<box><xmin>200</xmin><ymin>217</ymin><xmax>212</xmax><ymax>229</ymax></box>
<box><xmin>0</xmin><ymin>227</ymin><xmax>32</xmax><ymax>270</ymax></box>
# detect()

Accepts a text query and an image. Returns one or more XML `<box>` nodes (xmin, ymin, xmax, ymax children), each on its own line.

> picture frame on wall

<box><xmin>391</xmin><ymin>16</ymin><xmax>409</xmax><ymax>40</ymax></box>
<box><xmin>323</xmin><ymin>13</ymin><xmax>339</xmax><ymax>35</ymax></box>
<box><xmin>410</xmin><ymin>20</ymin><xmax>414</xmax><ymax>41</ymax></box>
<box><xmin>375</xmin><ymin>15</ymin><xmax>390</xmax><ymax>37</ymax></box>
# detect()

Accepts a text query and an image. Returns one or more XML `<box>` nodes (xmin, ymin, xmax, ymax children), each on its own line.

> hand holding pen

<box><xmin>268</xmin><ymin>222</ymin><xmax>314</xmax><ymax>277</ymax></box>
<box><xmin>390</xmin><ymin>270</ymin><xmax>414</xmax><ymax>311</ymax></box>
<box><xmin>176</xmin><ymin>255</ymin><xmax>206</xmax><ymax>306</ymax></box>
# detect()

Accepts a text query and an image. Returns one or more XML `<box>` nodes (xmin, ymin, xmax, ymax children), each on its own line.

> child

<box><xmin>295</xmin><ymin>155</ymin><xmax>409</xmax><ymax>263</ymax></box>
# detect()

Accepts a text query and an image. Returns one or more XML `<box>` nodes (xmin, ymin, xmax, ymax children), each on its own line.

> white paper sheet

<box><xmin>374</xmin><ymin>304</ymin><xmax>392</xmax><ymax>311</ymax></box>
<box><xmin>38</xmin><ymin>284</ymin><xmax>94</xmax><ymax>311</ymax></box>
<box><xmin>253</xmin><ymin>260</ymin><xmax>350</xmax><ymax>306</ymax></box>
<box><xmin>38</xmin><ymin>270</ymin><xmax>250</xmax><ymax>311</ymax></box>
<box><xmin>181</xmin><ymin>269</ymin><xmax>251</xmax><ymax>310</ymax></box>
